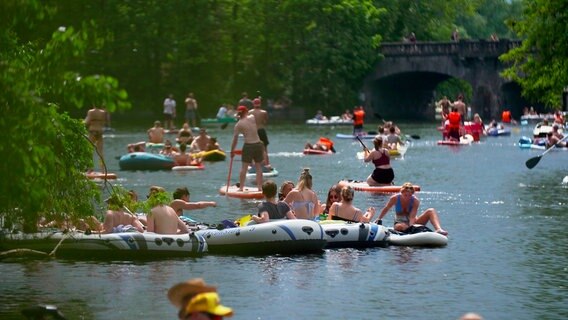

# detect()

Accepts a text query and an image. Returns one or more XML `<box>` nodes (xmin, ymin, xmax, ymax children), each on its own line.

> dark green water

<box><xmin>1</xmin><ymin>121</ymin><xmax>567</xmax><ymax>319</ymax></box>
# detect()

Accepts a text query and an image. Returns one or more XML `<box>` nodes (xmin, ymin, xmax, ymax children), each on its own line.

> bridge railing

<box><xmin>380</xmin><ymin>39</ymin><xmax>522</xmax><ymax>58</ymax></box>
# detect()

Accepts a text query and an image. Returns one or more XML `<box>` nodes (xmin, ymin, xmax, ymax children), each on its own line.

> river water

<box><xmin>1</xmin><ymin>121</ymin><xmax>567</xmax><ymax>320</ymax></box>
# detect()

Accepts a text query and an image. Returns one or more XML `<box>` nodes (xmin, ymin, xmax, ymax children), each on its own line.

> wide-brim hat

<box><xmin>167</xmin><ymin>278</ymin><xmax>217</xmax><ymax>308</ymax></box>
<box><xmin>184</xmin><ymin>292</ymin><xmax>233</xmax><ymax>317</ymax></box>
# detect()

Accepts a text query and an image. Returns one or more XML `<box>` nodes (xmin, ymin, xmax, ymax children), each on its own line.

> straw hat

<box><xmin>167</xmin><ymin>278</ymin><xmax>217</xmax><ymax>308</ymax></box>
<box><xmin>184</xmin><ymin>292</ymin><xmax>233</xmax><ymax>317</ymax></box>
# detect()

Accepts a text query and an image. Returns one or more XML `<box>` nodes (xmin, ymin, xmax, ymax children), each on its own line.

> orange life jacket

<box><xmin>353</xmin><ymin>110</ymin><xmax>365</xmax><ymax>126</ymax></box>
<box><xmin>318</xmin><ymin>137</ymin><xmax>334</xmax><ymax>149</ymax></box>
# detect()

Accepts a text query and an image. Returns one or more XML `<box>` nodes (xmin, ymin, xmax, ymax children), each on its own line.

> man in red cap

<box><xmin>230</xmin><ymin>105</ymin><xmax>264</xmax><ymax>191</ymax></box>
<box><xmin>249</xmin><ymin>97</ymin><xmax>270</xmax><ymax>167</ymax></box>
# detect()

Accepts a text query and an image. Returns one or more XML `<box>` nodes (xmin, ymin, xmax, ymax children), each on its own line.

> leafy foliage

<box><xmin>500</xmin><ymin>0</ymin><xmax>568</xmax><ymax>108</ymax></box>
<box><xmin>0</xmin><ymin>1</ymin><xmax>130</xmax><ymax>232</ymax></box>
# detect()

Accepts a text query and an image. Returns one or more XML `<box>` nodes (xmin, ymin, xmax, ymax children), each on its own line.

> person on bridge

<box><xmin>352</xmin><ymin>105</ymin><xmax>365</xmax><ymax>135</ymax></box>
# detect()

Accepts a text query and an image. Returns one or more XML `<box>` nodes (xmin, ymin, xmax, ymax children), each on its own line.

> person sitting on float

<box><xmin>314</xmin><ymin>110</ymin><xmax>327</xmax><ymax>120</ymax></box>
<box><xmin>326</xmin><ymin>186</ymin><xmax>375</xmax><ymax>223</ymax></box>
<box><xmin>304</xmin><ymin>137</ymin><xmax>336</xmax><ymax>153</ymax></box>
<box><xmin>250</xmin><ymin>180</ymin><xmax>296</xmax><ymax>224</ymax></box>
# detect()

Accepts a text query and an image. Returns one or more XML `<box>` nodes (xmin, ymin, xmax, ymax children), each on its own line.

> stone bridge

<box><xmin>364</xmin><ymin>39</ymin><xmax>525</xmax><ymax>120</ymax></box>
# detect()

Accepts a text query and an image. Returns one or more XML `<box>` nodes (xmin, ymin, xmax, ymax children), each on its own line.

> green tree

<box><xmin>0</xmin><ymin>1</ymin><xmax>130</xmax><ymax>232</ymax></box>
<box><xmin>500</xmin><ymin>0</ymin><xmax>567</xmax><ymax>108</ymax></box>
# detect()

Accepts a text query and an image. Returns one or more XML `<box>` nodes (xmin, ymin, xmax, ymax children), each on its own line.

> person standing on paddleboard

<box><xmin>230</xmin><ymin>106</ymin><xmax>264</xmax><ymax>192</ymax></box>
<box><xmin>249</xmin><ymin>97</ymin><xmax>271</xmax><ymax>168</ymax></box>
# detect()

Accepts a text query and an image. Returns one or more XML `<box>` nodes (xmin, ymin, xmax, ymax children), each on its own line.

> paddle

<box><xmin>525</xmin><ymin>135</ymin><xmax>568</xmax><ymax>169</ymax></box>
<box><xmin>226</xmin><ymin>154</ymin><xmax>234</xmax><ymax>193</ymax></box>
<box><xmin>220</xmin><ymin>122</ymin><xmax>229</xmax><ymax>130</ymax></box>
<box><xmin>356</xmin><ymin>136</ymin><xmax>369</xmax><ymax>152</ymax></box>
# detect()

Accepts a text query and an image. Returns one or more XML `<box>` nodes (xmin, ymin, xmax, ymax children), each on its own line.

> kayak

<box><xmin>336</xmin><ymin>133</ymin><xmax>376</xmax><ymax>140</ymax></box>
<box><xmin>218</xmin><ymin>185</ymin><xmax>264</xmax><ymax>199</ymax></box>
<box><xmin>337</xmin><ymin>180</ymin><xmax>421</xmax><ymax>193</ymax></box>
<box><xmin>193</xmin><ymin>149</ymin><xmax>226</xmax><ymax>162</ymax></box>
<box><xmin>119</xmin><ymin>152</ymin><xmax>175</xmax><ymax>171</ymax></box>
<box><xmin>387</xmin><ymin>226</ymin><xmax>448</xmax><ymax>247</ymax></box>
<box><xmin>303</xmin><ymin>149</ymin><xmax>334</xmax><ymax>155</ymax></box>
<box><xmin>0</xmin><ymin>230</ymin><xmax>208</xmax><ymax>259</ymax></box>
<box><xmin>195</xmin><ymin>219</ymin><xmax>326</xmax><ymax>255</ymax></box>
<box><xmin>246</xmin><ymin>166</ymin><xmax>279</xmax><ymax>179</ymax></box>
<box><xmin>319</xmin><ymin>220</ymin><xmax>389</xmax><ymax>248</ymax></box>
<box><xmin>172</xmin><ymin>163</ymin><xmax>205</xmax><ymax>171</ymax></box>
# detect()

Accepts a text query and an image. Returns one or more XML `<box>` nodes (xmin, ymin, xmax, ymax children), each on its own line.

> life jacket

<box><xmin>501</xmin><ymin>111</ymin><xmax>511</xmax><ymax>123</ymax></box>
<box><xmin>448</xmin><ymin>112</ymin><xmax>461</xmax><ymax>129</ymax></box>
<box><xmin>318</xmin><ymin>137</ymin><xmax>334</xmax><ymax>149</ymax></box>
<box><xmin>353</xmin><ymin>110</ymin><xmax>365</xmax><ymax>126</ymax></box>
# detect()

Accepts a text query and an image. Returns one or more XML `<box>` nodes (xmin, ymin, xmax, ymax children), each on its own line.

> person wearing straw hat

<box><xmin>168</xmin><ymin>278</ymin><xmax>233</xmax><ymax>319</ymax></box>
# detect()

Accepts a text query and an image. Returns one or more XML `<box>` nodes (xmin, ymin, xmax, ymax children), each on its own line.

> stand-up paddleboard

<box><xmin>172</xmin><ymin>163</ymin><xmax>205</xmax><ymax>171</ymax></box>
<box><xmin>437</xmin><ymin>134</ymin><xmax>474</xmax><ymax>146</ymax></box>
<box><xmin>246</xmin><ymin>166</ymin><xmax>279</xmax><ymax>179</ymax></box>
<box><xmin>303</xmin><ymin>148</ymin><xmax>334</xmax><ymax>155</ymax></box>
<box><xmin>336</xmin><ymin>133</ymin><xmax>375</xmax><ymax>140</ymax></box>
<box><xmin>219</xmin><ymin>185</ymin><xmax>264</xmax><ymax>199</ymax></box>
<box><xmin>337</xmin><ymin>180</ymin><xmax>421</xmax><ymax>193</ymax></box>
<box><xmin>85</xmin><ymin>171</ymin><xmax>118</xmax><ymax>180</ymax></box>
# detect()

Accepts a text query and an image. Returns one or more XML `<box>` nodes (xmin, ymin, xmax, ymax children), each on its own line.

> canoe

<box><xmin>201</xmin><ymin>117</ymin><xmax>237</xmax><ymax>124</ymax></box>
<box><xmin>119</xmin><ymin>152</ymin><xmax>174</xmax><ymax>171</ymax></box>
<box><xmin>0</xmin><ymin>231</ymin><xmax>207</xmax><ymax>259</ymax></box>
<box><xmin>319</xmin><ymin>220</ymin><xmax>389</xmax><ymax>249</ymax></box>
<box><xmin>336</xmin><ymin>133</ymin><xmax>376</xmax><ymax>140</ymax></box>
<box><xmin>172</xmin><ymin>163</ymin><xmax>205</xmax><ymax>171</ymax></box>
<box><xmin>306</xmin><ymin>117</ymin><xmax>353</xmax><ymax>126</ymax></box>
<box><xmin>303</xmin><ymin>149</ymin><xmax>334</xmax><ymax>155</ymax></box>
<box><xmin>195</xmin><ymin>219</ymin><xmax>326</xmax><ymax>255</ymax></box>
<box><xmin>218</xmin><ymin>185</ymin><xmax>264</xmax><ymax>199</ymax></box>
<box><xmin>387</xmin><ymin>226</ymin><xmax>448</xmax><ymax>247</ymax></box>
<box><xmin>337</xmin><ymin>180</ymin><xmax>421</xmax><ymax>193</ymax></box>
<box><xmin>193</xmin><ymin>150</ymin><xmax>226</xmax><ymax>162</ymax></box>
<box><xmin>246</xmin><ymin>166</ymin><xmax>279</xmax><ymax>179</ymax></box>
<box><xmin>85</xmin><ymin>171</ymin><xmax>117</xmax><ymax>180</ymax></box>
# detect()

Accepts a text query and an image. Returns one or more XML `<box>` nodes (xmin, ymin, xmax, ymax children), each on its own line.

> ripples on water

<box><xmin>1</xmin><ymin>122</ymin><xmax>567</xmax><ymax>319</ymax></box>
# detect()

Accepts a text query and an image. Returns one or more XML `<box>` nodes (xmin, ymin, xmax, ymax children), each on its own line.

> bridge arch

<box><xmin>364</xmin><ymin>40</ymin><xmax>526</xmax><ymax>120</ymax></box>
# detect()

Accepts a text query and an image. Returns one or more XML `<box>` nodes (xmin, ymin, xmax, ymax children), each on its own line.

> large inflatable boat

<box><xmin>319</xmin><ymin>220</ymin><xmax>389</xmax><ymax>248</ymax></box>
<box><xmin>119</xmin><ymin>152</ymin><xmax>175</xmax><ymax>170</ymax></box>
<box><xmin>195</xmin><ymin>219</ymin><xmax>326</xmax><ymax>255</ymax></box>
<box><xmin>0</xmin><ymin>230</ymin><xmax>207</xmax><ymax>259</ymax></box>
<box><xmin>387</xmin><ymin>226</ymin><xmax>448</xmax><ymax>247</ymax></box>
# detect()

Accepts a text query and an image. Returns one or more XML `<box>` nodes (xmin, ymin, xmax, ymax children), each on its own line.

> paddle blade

<box><xmin>220</xmin><ymin>122</ymin><xmax>229</xmax><ymax>129</ymax></box>
<box><xmin>410</xmin><ymin>135</ymin><xmax>421</xmax><ymax>139</ymax></box>
<box><xmin>525</xmin><ymin>155</ymin><xmax>542</xmax><ymax>169</ymax></box>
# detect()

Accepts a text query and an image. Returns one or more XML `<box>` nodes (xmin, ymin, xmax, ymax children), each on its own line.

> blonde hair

<box><xmin>373</xmin><ymin>136</ymin><xmax>383</xmax><ymax>150</ymax></box>
<box><xmin>400</xmin><ymin>182</ymin><xmax>415</xmax><ymax>193</ymax></box>
<box><xmin>296</xmin><ymin>168</ymin><xmax>312</xmax><ymax>190</ymax></box>
<box><xmin>341</xmin><ymin>186</ymin><xmax>355</xmax><ymax>202</ymax></box>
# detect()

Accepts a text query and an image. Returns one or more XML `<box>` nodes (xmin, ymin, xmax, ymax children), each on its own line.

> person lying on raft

<box><xmin>326</xmin><ymin>186</ymin><xmax>375</xmax><ymax>223</ymax></box>
<box><xmin>250</xmin><ymin>180</ymin><xmax>296</xmax><ymax>224</ymax></box>
<box><xmin>304</xmin><ymin>137</ymin><xmax>336</xmax><ymax>153</ymax></box>
<box><xmin>374</xmin><ymin>182</ymin><xmax>448</xmax><ymax>235</ymax></box>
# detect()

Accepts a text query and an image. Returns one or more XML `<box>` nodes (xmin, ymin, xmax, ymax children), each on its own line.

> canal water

<box><xmin>1</xmin><ymin>121</ymin><xmax>567</xmax><ymax>320</ymax></box>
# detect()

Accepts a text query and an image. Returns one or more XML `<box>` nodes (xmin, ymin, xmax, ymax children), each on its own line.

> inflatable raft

<box><xmin>319</xmin><ymin>220</ymin><xmax>389</xmax><ymax>248</ymax></box>
<box><xmin>85</xmin><ymin>171</ymin><xmax>117</xmax><ymax>180</ymax></box>
<box><xmin>387</xmin><ymin>226</ymin><xmax>448</xmax><ymax>247</ymax></box>
<box><xmin>303</xmin><ymin>148</ymin><xmax>334</xmax><ymax>155</ymax></box>
<box><xmin>219</xmin><ymin>185</ymin><xmax>264</xmax><ymax>199</ymax></box>
<box><xmin>437</xmin><ymin>135</ymin><xmax>474</xmax><ymax>146</ymax></box>
<box><xmin>193</xmin><ymin>150</ymin><xmax>226</xmax><ymax>162</ymax></box>
<box><xmin>306</xmin><ymin>117</ymin><xmax>353</xmax><ymax>126</ymax></box>
<box><xmin>356</xmin><ymin>143</ymin><xmax>408</xmax><ymax>159</ymax></box>
<box><xmin>119</xmin><ymin>152</ymin><xmax>175</xmax><ymax>171</ymax></box>
<box><xmin>337</xmin><ymin>180</ymin><xmax>421</xmax><ymax>193</ymax></box>
<box><xmin>172</xmin><ymin>163</ymin><xmax>205</xmax><ymax>171</ymax></box>
<box><xmin>0</xmin><ymin>231</ymin><xmax>207</xmax><ymax>259</ymax></box>
<box><xmin>195</xmin><ymin>219</ymin><xmax>326</xmax><ymax>255</ymax></box>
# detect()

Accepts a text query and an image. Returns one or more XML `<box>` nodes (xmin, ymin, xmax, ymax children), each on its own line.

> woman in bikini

<box><xmin>364</xmin><ymin>136</ymin><xmax>394</xmax><ymax>186</ymax></box>
<box><xmin>374</xmin><ymin>182</ymin><xmax>448</xmax><ymax>235</ymax></box>
<box><xmin>283</xmin><ymin>168</ymin><xmax>320</xmax><ymax>220</ymax></box>
<box><xmin>326</xmin><ymin>186</ymin><xmax>375</xmax><ymax>223</ymax></box>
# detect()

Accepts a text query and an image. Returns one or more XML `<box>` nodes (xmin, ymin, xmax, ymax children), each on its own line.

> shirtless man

<box><xmin>170</xmin><ymin>187</ymin><xmax>216</xmax><ymax>217</ymax></box>
<box><xmin>172</xmin><ymin>143</ymin><xmax>193</xmax><ymax>166</ymax></box>
<box><xmin>147</xmin><ymin>120</ymin><xmax>165</xmax><ymax>143</ymax></box>
<box><xmin>190</xmin><ymin>128</ymin><xmax>211</xmax><ymax>153</ymax></box>
<box><xmin>230</xmin><ymin>106</ymin><xmax>264</xmax><ymax>191</ymax></box>
<box><xmin>249</xmin><ymin>98</ymin><xmax>270</xmax><ymax>166</ymax></box>
<box><xmin>146</xmin><ymin>186</ymin><xmax>189</xmax><ymax>234</ymax></box>
<box><xmin>101</xmin><ymin>196</ymin><xmax>145</xmax><ymax>234</ymax></box>
<box><xmin>438</xmin><ymin>96</ymin><xmax>451</xmax><ymax>123</ymax></box>
<box><xmin>453</xmin><ymin>94</ymin><xmax>467</xmax><ymax>122</ymax></box>
<box><xmin>84</xmin><ymin>105</ymin><xmax>107</xmax><ymax>167</ymax></box>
